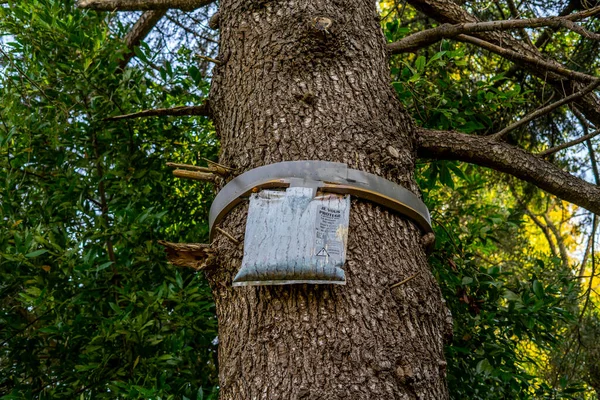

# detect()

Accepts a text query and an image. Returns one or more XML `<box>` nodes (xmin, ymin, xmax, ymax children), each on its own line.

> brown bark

<box><xmin>120</xmin><ymin>9</ymin><xmax>167</xmax><ymax>68</ymax></box>
<box><xmin>77</xmin><ymin>0</ymin><xmax>212</xmax><ymax>11</ymax></box>
<box><xmin>158</xmin><ymin>240</ymin><xmax>216</xmax><ymax>270</ymax></box>
<box><xmin>388</xmin><ymin>7</ymin><xmax>600</xmax><ymax>54</ymax></box>
<box><xmin>205</xmin><ymin>0</ymin><xmax>451</xmax><ymax>398</ymax></box>
<box><xmin>416</xmin><ymin>129</ymin><xmax>600</xmax><ymax>215</ymax></box>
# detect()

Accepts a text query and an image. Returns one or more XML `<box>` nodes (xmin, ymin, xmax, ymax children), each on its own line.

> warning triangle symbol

<box><xmin>316</xmin><ymin>247</ymin><xmax>329</xmax><ymax>257</ymax></box>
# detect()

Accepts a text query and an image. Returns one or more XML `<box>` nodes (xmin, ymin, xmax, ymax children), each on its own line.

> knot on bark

<box><xmin>312</xmin><ymin>16</ymin><xmax>333</xmax><ymax>33</ymax></box>
<box><xmin>420</xmin><ymin>232</ymin><xmax>436</xmax><ymax>253</ymax></box>
<box><xmin>208</xmin><ymin>11</ymin><xmax>220</xmax><ymax>30</ymax></box>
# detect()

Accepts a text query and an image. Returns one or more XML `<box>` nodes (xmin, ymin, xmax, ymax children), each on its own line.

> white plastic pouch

<box><xmin>233</xmin><ymin>187</ymin><xmax>351</xmax><ymax>286</ymax></box>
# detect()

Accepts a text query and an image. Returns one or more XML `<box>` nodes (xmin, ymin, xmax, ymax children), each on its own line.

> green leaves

<box><xmin>414</xmin><ymin>55</ymin><xmax>426</xmax><ymax>74</ymax></box>
<box><xmin>390</xmin><ymin>43</ymin><xmax>529</xmax><ymax>136</ymax></box>
<box><xmin>532</xmin><ymin>280</ymin><xmax>545</xmax><ymax>299</ymax></box>
<box><xmin>416</xmin><ymin>150</ymin><xmax>580</xmax><ymax>399</ymax></box>
<box><xmin>476</xmin><ymin>359</ymin><xmax>494</xmax><ymax>376</ymax></box>
<box><xmin>0</xmin><ymin>1</ymin><xmax>218</xmax><ymax>398</ymax></box>
<box><xmin>25</xmin><ymin>249</ymin><xmax>48</xmax><ymax>258</ymax></box>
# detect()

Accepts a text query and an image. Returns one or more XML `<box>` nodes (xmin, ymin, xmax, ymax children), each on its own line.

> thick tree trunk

<box><xmin>206</xmin><ymin>1</ymin><xmax>451</xmax><ymax>398</ymax></box>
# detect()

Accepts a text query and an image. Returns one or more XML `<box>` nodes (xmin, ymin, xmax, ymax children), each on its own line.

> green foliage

<box><xmin>391</xmin><ymin>45</ymin><xmax>530</xmax><ymax>134</ymax></box>
<box><xmin>1</xmin><ymin>1</ymin><xmax>599</xmax><ymax>399</ymax></box>
<box><xmin>0</xmin><ymin>0</ymin><xmax>218</xmax><ymax>398</ymax></box>
<box><xmin>420</xmin><ymin>170</ymin><xmax>586</xmax><ymax>399</ymax></box>
<box><xmin>381</xmin><ymin>5</ymin><xmax>599</xmax><ymax>398</ymax></box>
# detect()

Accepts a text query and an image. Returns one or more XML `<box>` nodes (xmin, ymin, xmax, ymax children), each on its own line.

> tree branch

<box><xmin>538</xmin><ymin>128</ymin><xmax>600</xmax><ymax>156</ymax></box>
<box><xmin>543</xmin><ymin>213</ymin><xmax>570</xmax><ymax>268</ymax></box>
<box><xmin>157</xmin><ymin>240</ymin><xmax>216</xmax><ymax>270</ymax></box>
<box><xmin>77</xmin><ymin>0</ymin><xmax>213</xmax><ymax>11</ymax></box>
<box><xmin>166</xmin><ymin>161</ymin><xmax>231</xmax><ymax>177</ymax></box>
<box><xmin>491</xmin><ymin>78</ymin><xmax>600</xmax><ymax>140</ymax></box>
<box><xmin>172</xmin><ymin>169</ymin><xmax>218</xmax><ymax>182</ymax></box>
<box><xmin>120</xmin><ymin>9</ymin><xmax>167</xmax><ymax>69</ymax></box>
<box><xmin>416</xmin><ymin>128</ymin><xmax>600</xmax><ymax>214</ymax></box>
<box><xmin>104</xmin><ymin>103</ymin><xmax>210</xmax><ymax>120</ymax></box>
<box><xmin>579</xmin><ymin>216</ymin><xmax>597</xmax><ymax>278</ymax></box>
<box><xmin>506</xmin><ymin>0</ymin><xmax>534</xmax><ymax>48</ymax></box>
<box><xmin>406</xmin><ymin>0</ymin><xmax>600</xmax><ymax>127</ymax></box>
<box><xmin>524</xmin><ymin>209</ymin><xmax>559</xmax><ymax>259</ymax></box>
<box><xmin>388</xmin><ymin>7</ymin><xmax>600</xmax><ymax>54</ymax></box>
<box><xmin>454</xmin><ymin>34</ymin><xmax>597</xmax><ymax>83</ymax></box>
<box><xmin>534</xmin><ymin>0</ymin><xmax>580</xmax><ymax>49</ymax></box>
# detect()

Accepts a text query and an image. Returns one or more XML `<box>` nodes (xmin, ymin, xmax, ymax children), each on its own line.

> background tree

<box><xmin>0</xmin><ymin>2</ymin><xmax>220</xmax><ymax>398</ymax></box>
<box><xmin>1</xmin><ymin>0</ymin><xmax>600</xmax><ymax>399</ymax></box>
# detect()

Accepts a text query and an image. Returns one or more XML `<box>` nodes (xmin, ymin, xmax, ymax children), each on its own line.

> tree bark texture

<box><xmin>416</xmin><ymin>129</ymin><xmax>600</xmax><ymax>215</ymax></box>
<box><xmin>77</xmin><ymin>0</ymin><xmax>213</xmax><ymax>11</ymax></box>
<box><xmin>205</xmin><ymin>1</ymin><xmax>451</xmax><ymax>399</ymax></box>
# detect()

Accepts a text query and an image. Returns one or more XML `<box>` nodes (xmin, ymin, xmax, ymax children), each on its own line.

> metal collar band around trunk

<box><xmin>208</xmin><ymin>160</ymin><xmax>432</xmax><ymax>241</ymax></box>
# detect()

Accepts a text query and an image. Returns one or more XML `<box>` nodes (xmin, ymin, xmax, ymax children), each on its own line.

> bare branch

<box><xmin>406</xmin><ymin>0</ymin><xmax>600</xmax><ymax>127</ymax></box>
<box><xmin>572</xmin><ymin>107</ymin><xmax>600</xmax><ymax>279</ymax></box>
<box><xmin>388</xmin><ymin>7</ymin><xmax>600</xmax><ymax>54</ymax></box>
<box><xmin>120</xmin><ymin>10</ymin><xmax>166</xmax><ymax>69</ymax></box>
<box><xmin>416</xmin><ymin>129</ymin><xmax>600</xmax><ymax>214</ymax></box>
<box><xmin>195</xmin><ymin>54</ymin><xmax>221</xmax><ymax>65</ymax></box>
<box><xmin>172</xmin><ymin>169</ymin><xmax>218</xmax><ymax>182</ymax></box>
<box><xmin>455</xmin><ymin>34</ymin><xmax>597</xmax><ymax>83</ymax></box>
<box><xmin>506</xmin><ymin>0</ymin><xmax>534</xmax><ymax>48</ymax></box>
<box><xmin>534</xmin><ymin>0</ymin><xmax>579</xmax><ymax>49</ymax></box>
<box><xmin>104</xmin><ymin>103</ymin><xmax>210</xmax><ymax>121</ymax></box>
<box><xmin>539</xmin><ymin>129</ymin><xmax>600</xmax><ymax>156</ymax></box>
<box><xmin>214</xmin><ymin>227</ymin><xmax>241</xmax><ymax>245</ymax></box>
<box><xmin>491</xmin><ymin>78</ymin><xmax>600</xmax><ymax>140</ymax></box>
<box><xmin>579</xmin><ymin>216</ymin><xmax>597</xmax><ymax>278</ymax></box>
<box><xmin>77</xmin><ymin>0</ymin><xmax>213</xmax><ymax>11</ymax></box>
<box><xmin>390</xmin><ymin>272</ymin><xmax>420</xmax><ymax>289</ymax></box>
<box><xmin>543</xmin><ymin>213</ymin><xmax>570</xmax><ymax>268</ymax></box>
<box><xmin>167</xmin><ymin>161</ymin><xmax>231</xmax><ymax>177</ymax></box>
<box><xmin>166</xmin><ymin>15</ymin><xmax>218</xmax><ymax>44</ymax></box>
<box><xmin>203</xmin><ymin>158</ymin><xmax>235</xmax><ymax>173</ymax></box>
<box><xmin>579</xmin><ymin>217</ymin><xmax>597</xmax><ymax>321</ymax></box>
<box><xmin>571</xmin><ymin>107</ymin><xmax>596</xmax><ymax>131</ymax></box>
<box><xmin>523</xmin><ymin>208</ymin><xmax>559</xmax><ymax>259</ymax></box>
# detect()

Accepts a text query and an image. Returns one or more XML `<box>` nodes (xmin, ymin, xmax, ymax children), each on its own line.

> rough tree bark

<box><xmin>205</xmin><ymin>1</ymin><xmax>451</xmax><ymax>399</ymax></box>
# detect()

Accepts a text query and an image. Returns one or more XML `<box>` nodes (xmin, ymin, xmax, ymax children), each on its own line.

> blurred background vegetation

<box><xmin>0</xmin><ymin>0</ymin><xmax>598</xmax><ymax>398</ymax></box>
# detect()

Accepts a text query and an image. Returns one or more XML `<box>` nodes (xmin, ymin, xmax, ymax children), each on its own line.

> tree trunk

<box><xmin>206</xmin><ymin>1</ymin><xmax>452</xmax><ymax>398</ymax></box>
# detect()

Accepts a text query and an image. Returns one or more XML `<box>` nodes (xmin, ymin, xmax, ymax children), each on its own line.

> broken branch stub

<box><xmin>167</xmin><ymin>160</ymin><xmax>231</xmax><ymax>179</ymax></box>
<box><xmin>172</xmin><ymin>169</ymin><xmax>219</xmax><ymax>183</ymax></box>
<box><xmin>158</xmin><ymin>240</ymin><xmax>216</xmax><ymax>270</ymax></box>
<box><xmin>202</xmin><ymin>158</ymin><xmax>234</xmax><ymax>176</ymax></box>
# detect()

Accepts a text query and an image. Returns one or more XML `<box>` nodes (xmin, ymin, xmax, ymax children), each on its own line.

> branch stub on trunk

<box><xmin>158</xmin><ymin>240</ymin><xmax>216</xmax><ymax>270</ymax></box>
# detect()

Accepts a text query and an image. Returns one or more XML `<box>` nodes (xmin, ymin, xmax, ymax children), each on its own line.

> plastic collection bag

<box><xmin>233</xmin><ymin>187</ymin><xmax>351</xmax><ymax>286</ymax></box>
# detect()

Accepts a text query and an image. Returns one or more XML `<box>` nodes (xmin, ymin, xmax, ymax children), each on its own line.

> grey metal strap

<box><xmin>208</xmin><ymin>160</ymin><xmax>432</xmax><ymax>240</ymax></box>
